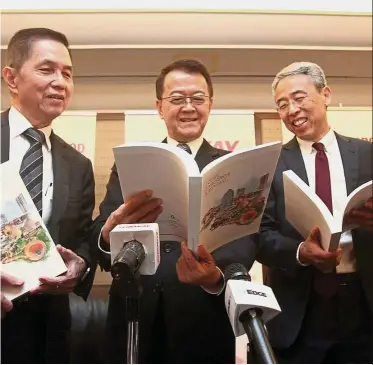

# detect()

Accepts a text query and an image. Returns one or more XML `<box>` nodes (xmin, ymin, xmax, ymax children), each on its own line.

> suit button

<box><xmin>163</xmin><ymin>243</ymin><xmax>173</xmax><ymax>253</ymax></box>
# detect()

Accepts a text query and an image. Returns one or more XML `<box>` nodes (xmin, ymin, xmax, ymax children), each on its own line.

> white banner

<box><xmin>52</xmin><ymin>111</ymin><xmax>97</xmax><ymax>166</ymax></box>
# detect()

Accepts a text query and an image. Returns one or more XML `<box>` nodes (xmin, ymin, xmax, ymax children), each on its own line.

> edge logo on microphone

<box><xmin>247</xmin><ymin>289</ymin><xmax>267</xmax><ymax>297</ymax></box>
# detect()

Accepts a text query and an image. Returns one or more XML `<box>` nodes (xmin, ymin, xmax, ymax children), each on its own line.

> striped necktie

<box><xmin>177</xmin><ymin>143</ymin><xmax>192</xmax><ymax>155</ymax></box>
<box><xmin>19</xmin><ymin>128</ymin><xmax>45</xmax><ymax>217</ymax></box>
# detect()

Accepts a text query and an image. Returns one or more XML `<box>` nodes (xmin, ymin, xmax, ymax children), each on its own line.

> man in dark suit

<box><xmin>1</xmin><ymin>28</ymin><xmax>96</xmax><ymax>363</ymax></box>
<box><xmin>93</xmin><ymin>59</ymin><xmax>256</xmax><ymax>363</ymax></box>
<box><xmin>255</xmin><ymin>61</ymin><xmax>373</xmax><ymax>363</ymax></box>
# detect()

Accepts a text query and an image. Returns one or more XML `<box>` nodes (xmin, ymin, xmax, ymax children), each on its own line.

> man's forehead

<box><xmin>276</xmin><ymin>75</ymin><xmax>313</xmax><ymax>93</ymax></box>
<box><xmin>28</xmin><ymin>39</ymin><xmax>70</xmax><ymax>59</ymax></box>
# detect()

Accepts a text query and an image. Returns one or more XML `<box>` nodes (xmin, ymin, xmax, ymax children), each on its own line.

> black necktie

<box><xmin>19</xmin><ymin>128</ymin><xmax>45</xmax><ymax>217</ymax></box>
<box><xmin>177</xmin><ymin>143</ymin><xmax>192</xmax><ymax>155</ymax></box>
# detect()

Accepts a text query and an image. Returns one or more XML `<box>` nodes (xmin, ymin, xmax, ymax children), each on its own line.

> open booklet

<box><xmin>283</xmin><ymin>169</ymin><xmax>372</xmax><ymax>252</ymax></box>
<box><xmin>113</xmin><ymin>141</ymin><xmax>281</xmax><ymax>252</ymax></box>
<box><xmin>0</xmin><ymin>162</ymin><xmax>67</xmax><ymax>301</ymax></box>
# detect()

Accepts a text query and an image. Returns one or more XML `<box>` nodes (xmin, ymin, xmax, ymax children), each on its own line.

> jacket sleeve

<box><xmin>91</xmin><ymin>163</ymin><xmax>124</xmax><ymax>272</ymax></box>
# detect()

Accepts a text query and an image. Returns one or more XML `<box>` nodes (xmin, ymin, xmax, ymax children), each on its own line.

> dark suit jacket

<box><xmin>255</xmin><ymin>133</ymin><xmax>373</xmax><ymax>349</ymax></box>
<box><xmin>1</xmin><ymin>109</ymin><xmax>97</xmax><ymax>363</ymax></box>
<box><xmin>93</xmin><ymin>139</ymin><xmax>257</xmax><ymax>363</ymax></box>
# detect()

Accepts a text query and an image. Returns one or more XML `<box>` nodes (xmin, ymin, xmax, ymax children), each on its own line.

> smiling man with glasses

<box><xmin>255</xmin><ymin>61</ymin><xmax>373</xmax><ymax>364</ymax></box>
<box><xmin>94</xmin><ymin>59</ymin><xmax>256</xmax><ymax>363</ymax></box>
<box><xmin>155</xmin><ymin>59</ymin><xmax>214</xmax><ymax>155</ymax></box>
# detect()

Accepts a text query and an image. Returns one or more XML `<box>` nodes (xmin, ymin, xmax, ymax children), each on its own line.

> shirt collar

<box><xmin>9</xmin><ymin>106</ymin><xmax>52</xmax><ymax>151</ymax></box>
<box><xmin>167</xmin><ymin>135</ymin><xmax>204</xmax><ymax>157</ymax></box>
<box><xmin>296</xmin><ymin>127</ymin><xmax>336</xmax><ymax>155</ymax></box>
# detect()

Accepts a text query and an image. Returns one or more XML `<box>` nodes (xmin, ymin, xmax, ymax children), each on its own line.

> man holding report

<box><xmin>255</xmin><ymin>61</ymin><xmax>373</xmax><ymax>363</ymax></box>
<box><xmin>93</xmin><ymin>59</ymin><xmax>256</xmax><ymax>363</ymax></box>
<box><xmin>1</xmin><ymin>28</ymin><xmax>96</xmax><ymax>363</ymax></box>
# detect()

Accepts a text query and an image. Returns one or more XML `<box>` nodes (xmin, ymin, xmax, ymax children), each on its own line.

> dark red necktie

<box><xmin>313</xmin><ymin>142</ymin><xmax>333</xmax><ymax>213</ymax></box>
<box><xmin>312</xmin><ymin>142</ymin><xmax>338</xmax><ymax>297</ymax></box>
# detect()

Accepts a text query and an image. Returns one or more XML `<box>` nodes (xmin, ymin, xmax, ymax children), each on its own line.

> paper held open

<box><xmin>113</xmin><ymin>141</ymin><xmax>281</xmax><ymax>252</ymax></box>
<box><xmin>283</xmin><ymin>169</ymin><xmax>372</xmax><ymax>251</ymax></box>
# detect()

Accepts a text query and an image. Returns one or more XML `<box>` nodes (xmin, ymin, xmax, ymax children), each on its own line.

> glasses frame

<box><xmin>160</xmin><ymin>95</ymin><xmax>211</xmax><ymax>106</ymax></box>
<box><xmin>276</xmin><ymin>94</ymin><xmax>311</xmax><ymax>114</ymax></box>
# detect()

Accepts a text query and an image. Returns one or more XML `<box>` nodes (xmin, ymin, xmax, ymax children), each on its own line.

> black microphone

<box><xmin>111</xmin><ymin>239</ymin><xmax>146</xmax><ymax>281</ymax></box>
<box><xmin>224</xmin><ymin>263</ymin><xmax>278</xmax><ymax>364</ymax></box>
<box><xmin>108</xmin><ymin>221</ymin><xmax>162</xmax><ymax>365</ymax></box>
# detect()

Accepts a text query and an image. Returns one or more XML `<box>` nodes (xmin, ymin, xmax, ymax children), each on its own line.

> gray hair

<box><xmin>272</xmin><ymin>62</ymin><xmax>328</xmax><ymax>95</ymax></box>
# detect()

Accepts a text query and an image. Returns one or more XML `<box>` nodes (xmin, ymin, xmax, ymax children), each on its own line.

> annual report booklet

<box><xmin>113</xmin><ymin>141</ymin><xmax>281</xmax><ymax>252</ymax></box>
<box><xmin>283</xmin><ymin>169</ymin><xmax>372</xmax><ymax>251</ymax></box>
<box><xmin>1</xmin><ymin>162</ymin><xmax>67</xmax><ymax>301</ymax></box>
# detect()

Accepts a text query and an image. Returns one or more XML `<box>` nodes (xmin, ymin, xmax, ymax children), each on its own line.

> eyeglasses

<box><xmin>276</xmin><ymin>95</ymin><xmax>310</xmax><ymax>113</ymax></box>
<box><xmin>161</xmin><ymin>95</ymin><xmax>211</xmax><ymax>106</ymax></box>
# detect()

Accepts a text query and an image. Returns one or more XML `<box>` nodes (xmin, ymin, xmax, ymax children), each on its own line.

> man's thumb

<box><xmin>197</xmin><ymin>245</ymin><xmax>212</xmax><ymax>262</ymax></box>
<box><xmin>56</xmin><ymin>244</ymin><xmax>74</xmax><ymax>261</ymax></box>
<box><xmin>309</xmin><ymin>227</ymin><xmax>321</xmax><ymax>244</ymax></box>
<box><xmin>1</xmin><ymin>272</ymin><xmax>24</xmax><ymax>286</ymax></box>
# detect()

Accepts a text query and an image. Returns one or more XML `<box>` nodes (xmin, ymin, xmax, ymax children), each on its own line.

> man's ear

<box><xmin>2</xmin><ymin>66</ymin><xmax>19</xmax><ymax>95</ymax></box>
<box><xmin>322</xmin><ymin>86</ymin><xmax>332</xmax><ymax>107</ymax></box>
<box><xmin>208</xmin><ymin>97</ymin><xmax>214</xmax><ymax>112</ymax></box>
<box><xmin>156</xmin><ymin>99</ymin><xmax>164</xmax><ymax>120</ymax></box>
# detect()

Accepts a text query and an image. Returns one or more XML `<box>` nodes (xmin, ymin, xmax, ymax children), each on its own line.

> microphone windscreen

<box><xmin>224</xmin><ymin>263</ymin><xmax>251</xmax><ymax>282</ymax></box>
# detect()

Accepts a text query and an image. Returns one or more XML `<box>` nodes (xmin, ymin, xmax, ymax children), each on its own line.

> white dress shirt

<box><xmin>167</xmin><ymin>136</ymin><xmax>204</xmax><ymax>157</ymax></box>
<box><xmin>297</xmin><ymin>128</ymin><xmax>356</xmax><ymax>273</ymax></box>
<box><xmin>8</xmin><ymin>107</ymin><xmax>54</xmax><ymax>225</ymax></box>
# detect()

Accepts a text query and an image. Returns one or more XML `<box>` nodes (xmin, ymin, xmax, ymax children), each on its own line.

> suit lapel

<box><xmin>49</xmin><ymin>133</ymin><xmax>69</xmax><ymax>239</ymax></box>
<box><xmin>1</xmin><ymin>110</ymin><xmax>10</xmax><ymax>163</ymax></box>
<box><xmin>282</xmin><ymin>137</ymin><xmax>309</xmax><ymax>185</ymax></box>
<box><xmin>195</xmin><ymin>139</ymin><xmax>221</xmax><ymax>171</ymax></box>
<box><xmin>335</xmin><ymin>133</ymin><xmax>359</xmax><ymax>195</ymax></box>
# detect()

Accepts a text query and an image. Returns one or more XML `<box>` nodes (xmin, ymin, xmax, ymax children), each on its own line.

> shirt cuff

<box><xmin>98</xmin><ymin>227</ymin><xmax>111</xmax><ymax>255</ymax></box>
<box><xmin>201</xmin><ymin>266</ymin><xmax>225</xmax><ymax>296</ymax></box>
<box><xmin>296</xmin><ymin>241</ymin><xmax>309</xmax><ymax>266</ymax></box>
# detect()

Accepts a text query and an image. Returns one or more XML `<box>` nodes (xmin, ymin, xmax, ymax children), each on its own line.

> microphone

<box><xmin>224</xmin><ymin>263</ymin><xmax>281</xmax><ymax>364</ymax></box>
<box><xmin>109</xmin><ymin>223</ymin><xmax>160</xmax><ymax>364</ymax></box>
<box><xmin>109</xmin><ymin>223</ymin><xmax>160</xmax><ymax>297</ymax></box>
<box><xmin>110</xmin><ymin>223</ymin><xmax>160</xmax><ymax>278</ymax></box>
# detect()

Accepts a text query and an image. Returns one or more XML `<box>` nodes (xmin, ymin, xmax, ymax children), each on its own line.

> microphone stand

<box><xmin>240</xmin><ymin>309</ymin><xmax>277</xmax><ymax>364</ymax></box>
<box><xmin>110</xmin><ymin>272</ymin><xmax>142</xmax><ymax>364</ymax></box>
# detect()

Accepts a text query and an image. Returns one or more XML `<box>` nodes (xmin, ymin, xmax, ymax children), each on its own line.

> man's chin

<box><xmin>177</xmin><ymin>129</ymin><xmax>202</xmax><ymax>142</ymax></box>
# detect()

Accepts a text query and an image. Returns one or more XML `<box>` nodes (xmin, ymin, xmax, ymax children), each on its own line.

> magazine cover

<box><xmin>1</xmin><ymin>162</ymin><xmax>67</xmax><ymax>301</ymax></box>
<box><xmin>199</xmin><ymin>141</ymin><xmax>281</xmax><ymax>252</ymax></box>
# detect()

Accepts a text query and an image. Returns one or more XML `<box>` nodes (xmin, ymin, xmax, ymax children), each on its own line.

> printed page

<box><xmin>283</xmin><ymin>170</ymin><xmax>339</xmax><ymax>251</ymax></box>
<box><xmin>113</xmin><ymin>142</ymin><xmax>201</xmax><ymax>244</ymax></box>
<box><xmin>342</xmin><ymin>180</ymin><xmax>372</xmax><ymax>231</ymax></box>
<box><xmin>1</xmin><ymin>162</ymin><xmax>67</xmax><ymax>301</ymax></box>
<box><xmin>199</xmin><ymin>141</ymin><xmax>282</xmax><ymax>252</ymax></box>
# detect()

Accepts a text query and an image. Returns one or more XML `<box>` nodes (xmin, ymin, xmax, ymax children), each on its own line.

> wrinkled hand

<box><xmin>344</xmin><ymin>197</ymin><xmax>373</xmax><ymax>233</ymax></box>
<box><xmin>102</xmin><ymin>190</ymin><xmax>163</xmax><ymax>244</ymax></box>
<box><xmin>1</xmin><ymin>272</ymin><xmax>24</xmax><ymax>319</ymax></box>
<box><xmin>299</xmin><ymin>227</ymin><xmax>342</xmax><ymax>272</ymax></box>
<box><xmin>30</xmin><ymin>245</ymin><xmax>87</xmax><ymax>295</ymax></box>
<box><xmin>176</xmin><ymin>242</ymin><xmax>221</xmax><ymax>291</ymax></box>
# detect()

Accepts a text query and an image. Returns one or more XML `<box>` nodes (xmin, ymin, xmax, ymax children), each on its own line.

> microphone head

<box><xmin>224</xmin><ymin>263</ymin><xmax>251</xmax><ymax>282</ymax></box>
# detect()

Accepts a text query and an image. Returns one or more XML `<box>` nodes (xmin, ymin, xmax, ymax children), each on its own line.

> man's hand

<box><xmin>344</xmin><ymin>197</ymin><xmax>373</xmax><ymax>233</ymax></box>
<box><xmin>176</xmin><ymin>242</ymin><xmax>222</xmax><ymax>292</ymax></box>
<box><xmin>299</xmin><ymin>227</ymin><xmax>342</xmax><ymax>272</ymax></box>
<box><xmin>30</xmin><ymin>245</ymin><xmax>87</xmax><ymax>295</ymax></box>
<box><xmin>1</xmin><ymin>272</ymin><xmax>24</xmax><ymax>319</ymax></box>
<box><xmin>102</xmin><ymin>190</ymin><xmax>163</xmax><ymax>244</ymax></box>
